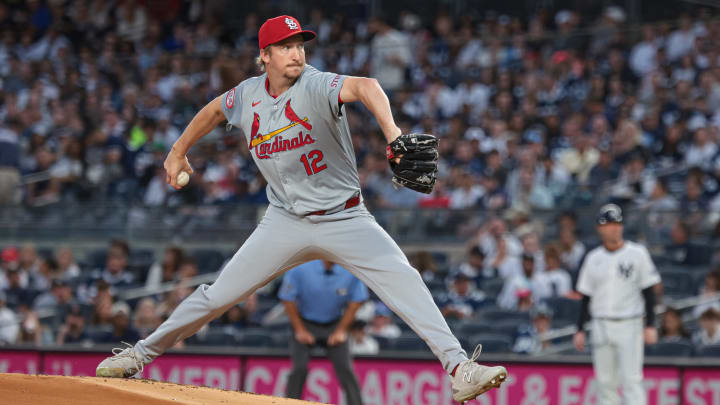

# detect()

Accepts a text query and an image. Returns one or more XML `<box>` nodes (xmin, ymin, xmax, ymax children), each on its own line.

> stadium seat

<box><xmin>389</xmin><ymin>336</ymin><xmax>430</xmax><ymax>352</ymax></box>
<box><xmin>543</xmin><ymin>297</ymin><xmax>580</xmax><ymax>324</ymax></box>
<box><xmin>696</xmin><ymin>344</ymin><xmax>720</xmax><ymax>357</ymax></box>
<box><xmin>645</xmin><ymin>341</ymin><xmax>694</xmax><ymax>357</ymax></box>
<box><xmin>480</xmin><ymin>278</ymin><xmax>505</xmax><ymax>300</ymax></box>
<box><xmin>237</xmin><ymin>331</ymin><xmax>274</xmax><ymax>347</ymax></box>
<box><xmin>189</xmin><ymin>249</ymin><xmax>227</xmax><ymax>273</ymax></box>
<box><xmin>476</xmin><ymin>308</ymin><xmax>530</xmax><ymax>324</ymax></box>
<box><xmin>659</xmin><ymin>271</ymin><xmax>695</xmax><ymax>297</ymax></box>
<box><xmin>468</xmin><ymin>333</ymin><xmax>512</xmax><ymax>353</ymax></box>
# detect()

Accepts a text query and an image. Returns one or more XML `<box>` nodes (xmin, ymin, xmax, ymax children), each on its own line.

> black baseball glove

<box><xmin>386</xmin><ymin>133</ymin><xmax>439</xmax><ymax>194</ymax></box>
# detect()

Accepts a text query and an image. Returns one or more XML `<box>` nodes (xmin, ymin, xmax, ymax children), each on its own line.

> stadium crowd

<box><xmin>1</xmin><ymin>1</ymin><xmax>720</xmax><ymax>356</ymax></box>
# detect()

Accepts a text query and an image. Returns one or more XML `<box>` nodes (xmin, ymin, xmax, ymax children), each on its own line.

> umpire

<box><xmin>573</xmin><ymin>204</ymin><xmax>661</xmax><ymax>405</ymax></box>
<box><xmin>279</xmin><ymin>260</ymin><xmax>368</xmax><ymax>405</ymax></box>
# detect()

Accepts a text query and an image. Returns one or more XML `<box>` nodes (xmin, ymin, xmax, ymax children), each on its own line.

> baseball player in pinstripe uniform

<box><xmin>574</xmin><ymin>204</ymin><xmax>662</xmax><ymax>405</ymax></box>
<box><xmin>96</xmin><ymin>15</ymin><xmax>506</xmax><ymax>403</ymax></box>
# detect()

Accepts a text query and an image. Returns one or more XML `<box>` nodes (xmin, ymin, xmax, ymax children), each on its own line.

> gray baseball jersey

<box><xmin>221</xmin><ymin>65</ymin><xmax>360</xmax><ymax>215</ymax></box>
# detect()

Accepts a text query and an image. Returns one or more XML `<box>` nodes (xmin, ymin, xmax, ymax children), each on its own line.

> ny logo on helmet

<box><xmin>285</xmin><ymin>18</ymin><xmax>299</xmax><ymax>30</ymax></box>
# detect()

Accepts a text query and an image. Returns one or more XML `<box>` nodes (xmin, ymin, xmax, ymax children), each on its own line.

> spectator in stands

<box><xmin>0</xmin><ymin>291</ymin><xmax>19</xmax><ymax>345</ymax></box>
<box><xmin>2</xmin><ymin>269</ymin><xmax>31</xmax><ymax>310</ymax></box>
<box><xmin>349</xmin><ymin>320</ymin><xmax>379</xmax><ymax>355</ymax></box>
<box><xmin>587</xmin><ymin>143</ymin><xmax>619</xmax><ymax>188</ymax></box>
<box><xmin>497</xmin><ymin>253</ymin><xmax>550</xmax><ymax>310</ymax></box>
<box><xmin>452</xmin><ymin>246</ymin><xmax>488</xmax><ymax>281</ymax></box>
<box><xmin>557</xmin><ymin>228</ymin><xmax>586</xmax><ymax>273</ymax></box>
<box><xmin>519</xmin><ymin>230</ymin><xmax>545</xmax><ymax>274</ymax></box>
<box><xmin>693</xmin><ymin>308</ymin><xmax>720</xmax><ymax>346</ymax></box>
<box><xmin>610</xmin><ymin>153</ymin><xmax>656</xmax><ymax>204</ymax></box>
<box><xmin>366</xmin><ymin>303</ymin><xmax>402</xmax><ymax>339</ymax></box>
<box><xmin>156</xmin><ymin>281</ymin><xmax>193</xmax><ymax>320</ymax></box>
<box><xmin>29</xmin><ymin>255</ymin><xmax>58</xmax><ymax>291</ymax></box>
<box><xmin>513</xmin><ymin>305</ymin><xmax>553</xmax><ymax>354</ymax></box>
<box><xmin>14</xmin><ymin>304</ymin><xmax>45</xmax><ymax>345</ymax></box>
<box><xmin>410</xmin><ymin>250</ymin><xmax>438</xmax><ymax>283</ymax></box>
<box><xmin>54</xmin><ymin>247</ymin><xmax>81</xmax><ymax>282</ymax></box>
<box><xmin>33</xmin><ymin>279</ymin><xmax>74</xmax><ymax>323</ymax></box>
<box><xmin>90</xmin><ymin>281</ymin><xmax>114</xmax><ymax>330</ymax></box>
<box><xmin>438</xmin><ymin>273</ymin><xmax>487</xmax><ymax>320</ymax></box>
<box><xmin>18</xmin><ymin>244</ymin><xmax>40</xmax><ymax>287</ymax></box>
<box><xmin>95</xmin><ymin>301</ymin><xmax>141</xmax><ymax>344</ymax></box>
<box><xmin>368</xmin><ymin>15</ymin><xmax>411</xmax><ymax>92</ymax></box>
<box><xmin>177</xmin><ymin>258</ymin><xmax>199</xmax><ymax>280</ymax></box>
<box><xmin>132</xmin><ymin>297</ymin><xmax>161</xmax><ymax>339</ymax></box>
<box><xmin>80</xmin><ymin>240</ymin><xmax>135</xmax><ymax>302</ymax></box>
<box><xmin>665</xmin><ymin>220</ymin><xmax>711</xmax><ymax>266</ymax></box>
<box><xmin>659</xmin><ymin>307</ymin><xmax>691</xmax><ymax>342</ymax></box>
<box><xmin>693</xmin><ymin>271</ymin><xmax>720</xmax><ymax>318</ymax></box>
<box><xmin>218</xmin><ymin>302</ymin><xmax>253</xmax><ymax>330</ymax></box>
<box><xmin>56</xmin><ymin>305</ymin><xmax>90</xmax><ymax>345</ymax></box>
<box><xmin>476</xmin><ymin>218</ymin><xmax>522</xmax><ymax>279</ymax></box>
<box><xmin>145</xmin><ymin>246</ymin><xmax>184</xmax><ymax>290</ymax></box>
<box><xmin>0</xmin><ymin>117</ymin><xmax>21</xmax><ymax>205</ymax></box>
<box><xmin>543</xmin><ymin>245</ymin><xmax>573</xmax><ymax>298</ymax></box>
<box><xmin>0</xmin><ymin>247</ymin><xmax>22</xmax><ymax>290</ymax></box>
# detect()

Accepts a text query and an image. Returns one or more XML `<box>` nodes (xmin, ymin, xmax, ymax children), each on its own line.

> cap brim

<box><xmin>266</xmin><ymin>30</ymin><xmax>316</xmax><ymax>48</ymax></box>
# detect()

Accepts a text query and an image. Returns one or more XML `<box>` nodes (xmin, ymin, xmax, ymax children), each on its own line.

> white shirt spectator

<box><xmin>630</xmin><ymin>40</ymin><xmax>658</xmax><ymax>76</ymax></box>
<box><xmin>370</xmin><ymin>29</ymin><xmax>411</xmax><ymax>91</ymax></box>
<box><xmin>449</xmin><ymin>185</ymin><xmax>484</xmax><ymax>209</ymax></box>
<box><xmin>666</xmin><ymin>28</ymin><xmax>695</xmax><ymax>62</ymax></box>
<box><xmin>497</xmin><ymin>272</ymin><xmax>551</xmax><ymax>310</ymax></box>
<box><xmin>350</xmin><ymin>334</ymin><xmax>379</xmax><ymax>355</ymax></box>
<box><xmin>545</xmin><ymin>268</ymin><xmax>573</xmax><ymax>297</ymax></box>
<box><xmin>0</xmin><ymin>304</ymin><xmax>19</xmax><ymax>345</ymax></box>
<box><xmin>685</xmin><ymin>141</ymin><xmax>717</xmax><ymax>170</ymax></box>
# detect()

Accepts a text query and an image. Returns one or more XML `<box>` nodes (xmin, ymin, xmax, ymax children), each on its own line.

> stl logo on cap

<box><xmin>285</xmin><ymin>17</ymin><xmax>299</xmax><ymax>30</ymax></box>
<box><xmin>258</xmin><ymin>15</ymin><xmax>316</xmax><ymax>49</ymax></box>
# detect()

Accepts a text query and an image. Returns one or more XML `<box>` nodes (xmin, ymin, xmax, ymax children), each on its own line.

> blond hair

<box><xmin>255</xmin><ymin>46</ymin><xmax>270</xmax><ymax>72</ymax></box>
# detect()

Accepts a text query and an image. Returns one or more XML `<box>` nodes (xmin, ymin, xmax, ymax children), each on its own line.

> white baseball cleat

<box><xmin>96</xmin><ymin>342</ymin><xmax>146</xmax><ymax>378</ymax></box>
<box><xmin>451</xmin><ymin>345</ymin><xmax>508</xmax><ymax>403</ymax></box>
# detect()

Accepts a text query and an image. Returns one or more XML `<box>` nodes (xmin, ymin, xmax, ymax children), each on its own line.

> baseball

<box><xmin>177</xmin><ymin>171</ymin><xmax>190</xmax><ymax>187</ymax></box>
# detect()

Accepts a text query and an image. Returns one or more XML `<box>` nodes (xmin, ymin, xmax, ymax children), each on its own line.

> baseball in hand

<box><xmin>177</xmin><ymin>171</ymin><xmax>190</xmax><ymax>187</ymax></box>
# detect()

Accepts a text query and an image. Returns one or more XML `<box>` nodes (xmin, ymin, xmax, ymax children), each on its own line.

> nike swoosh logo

<box><xmin>252</xmin><ymin>100</ymin><xmax>261</xmax><ymax>107</ymax></box>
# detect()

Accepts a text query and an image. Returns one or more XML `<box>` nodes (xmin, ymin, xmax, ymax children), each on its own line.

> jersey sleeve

<box><xmin>348</xmin><ymin>275</ymin><xmax>369</xmax><ymax>302</ymax></box>
<box><xmin>304</xmin><ymin>67</ymin><xmax>347</xmax><ymax>118</ymax></box>
<box><xmin>575</xmin><ymin>253</ymin><xmax>594</xmax><ymax>296</ymax></box>
<box><xmin>638</xmin><ymin>245</ymin><xmax>662</xmax><ymax>289</ymax></box>
<box><xmin>220</xmin><ymin>82</ymin><xmax>244</xmax><ymax>127</ymax></box>
<box><xmin>278</xmin><ymin>268</ymin><xmax>299</xmax><ymax>302</ymax></box>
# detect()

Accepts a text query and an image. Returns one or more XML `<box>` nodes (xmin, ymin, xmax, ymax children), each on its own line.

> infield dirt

<box><xmin>0</xmin><ymin>373</ymin><xmax>323</xmax><ymax>405</ymax></box>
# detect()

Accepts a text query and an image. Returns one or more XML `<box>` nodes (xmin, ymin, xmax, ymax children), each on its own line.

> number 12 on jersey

<box><xmin>300</xmin><ymin>150</ymin><xmax>327</xmax><ymax>176</ymax></box>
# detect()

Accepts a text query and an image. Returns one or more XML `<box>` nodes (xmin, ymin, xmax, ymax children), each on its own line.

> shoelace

<box><xmin>110</xmin><ymin>341</ymin><xmax>144</xmax><ymax>374</ymax></box>
<box><xmin>460</xmin><ymin>344</ymin><xmax>484</xmax><ymax>379</ymax></box>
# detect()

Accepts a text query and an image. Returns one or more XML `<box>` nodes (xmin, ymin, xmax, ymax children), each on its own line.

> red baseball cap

<box><xmin>258</xmin><ymin>15</ymin><xmax>316</xmax><ymax>50</ymax></box>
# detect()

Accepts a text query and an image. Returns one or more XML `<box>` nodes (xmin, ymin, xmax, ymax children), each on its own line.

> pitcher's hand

<box><xmin>164</xmin><ymin>151</ymin><xmax>193</xmax><ymax>190</ymax></box>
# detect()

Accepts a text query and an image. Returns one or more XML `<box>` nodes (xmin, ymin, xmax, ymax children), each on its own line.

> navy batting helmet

<box><xmin>596</xmin><ymin>203</ymin><xmax>623</xmax><ymax>225</ymax></box>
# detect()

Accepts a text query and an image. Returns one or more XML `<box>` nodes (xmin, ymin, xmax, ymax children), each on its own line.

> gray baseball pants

<box><xmin>133</xmin><ymin>203</ymin><xmax>468</xmax><ymax>373</ymax></box>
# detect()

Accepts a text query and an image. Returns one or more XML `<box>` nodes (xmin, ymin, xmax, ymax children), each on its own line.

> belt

<box><xmin>595</xmin><ymin>315</ymin><xmax>643</xmax><ymax>321</ymax></box>
<box><xmin>302</xmin><ymin>318</ymin><xmax>339</xmax><ymax>327</ymax></box>
<box><xmin>307</xmin><ymin>195</ymin><xmax>360</xmax><ymax>216</ymax></box>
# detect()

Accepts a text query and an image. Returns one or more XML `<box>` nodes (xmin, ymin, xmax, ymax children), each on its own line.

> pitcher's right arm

<box><xmin>165</xmin><ymin>96</ymin><xmax>225</xmax><ymax>189</ymax></box>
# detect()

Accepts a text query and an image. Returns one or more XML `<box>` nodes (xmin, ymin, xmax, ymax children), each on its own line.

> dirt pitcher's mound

<box><xmin>0</xmin><ymin>373</ymin><xmax>323</xmax><ymax>405</ymax></box>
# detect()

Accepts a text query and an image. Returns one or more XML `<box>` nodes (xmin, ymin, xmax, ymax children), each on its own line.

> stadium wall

<box><xmin>1</xmin><ymin>347</ymin><xmax>719</xmax><ymax>404</ymax></box>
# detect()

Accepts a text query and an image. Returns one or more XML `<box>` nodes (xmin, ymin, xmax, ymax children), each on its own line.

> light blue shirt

<box><xmin>279</xmin><ymin>260</ymin><xmax>369</xmax><ymax>323</ymax></box>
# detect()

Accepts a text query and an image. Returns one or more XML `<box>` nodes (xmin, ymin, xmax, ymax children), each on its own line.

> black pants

<box><xmin>286</xmin><ymin>319</ymin><xmax>363</xmax><ymax>405</ymax></box>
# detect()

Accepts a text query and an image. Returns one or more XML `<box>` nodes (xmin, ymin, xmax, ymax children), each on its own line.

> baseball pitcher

<box><xmin>96</xmin><ymin>15</ymin><xmax>506</xmax><ymax>403</ymax></box>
